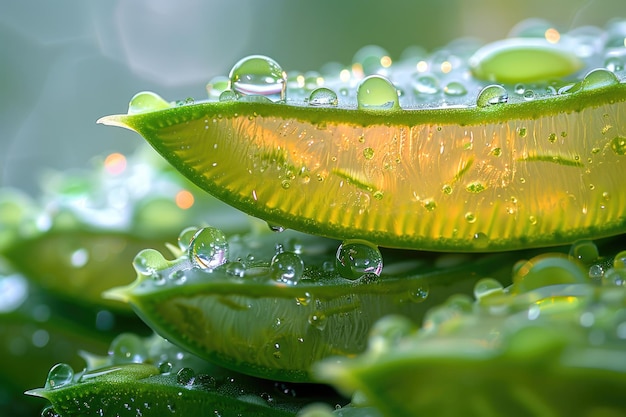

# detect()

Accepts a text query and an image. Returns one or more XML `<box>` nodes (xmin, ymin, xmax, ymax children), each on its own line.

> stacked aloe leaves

<box><xmin>3</xmin><ymin>19</ymin><xmax>626</xmax><ymax>417</ymax></box>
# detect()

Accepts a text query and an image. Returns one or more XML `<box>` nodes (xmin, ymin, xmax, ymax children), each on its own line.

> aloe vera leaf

<box><xmin>98</xmin><ymin>24</ymin><xmax>626</xmax><ymax>252</ymax></box>
<box><xmin>104</xmin><ymin>224</ymin><xmax>530</xmax><ymax>382</ymax></box>
<box><xmin>0</xmin><ymin>150</ymin><xmax>249</xmax><ymax>312</ymax></box>
<box><xmin>26</xmin><ymin>334</ymin><xmax>344</xmax><ymax>417</ymax></box>
<box><xmin>313</xmin><ymin>247</ymin><xmax>626</xmax><ymax>417</ymax></box>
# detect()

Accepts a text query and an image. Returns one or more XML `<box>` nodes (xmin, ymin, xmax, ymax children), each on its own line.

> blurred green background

<box><xmin>1</xmin><ymin>0</ymin><xmax>625</xmax><ymax>195</ymax></box>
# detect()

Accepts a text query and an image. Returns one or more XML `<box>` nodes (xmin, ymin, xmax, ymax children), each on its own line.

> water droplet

<box><xmin>267</xmin><ymin>222</ymin><xmax>285</xmax><ymax>233</ymax></box>
<box><xmin>189</xmin><ymin>226</ymin><xmax>229</xmax><ymax>270</ymax></box>
<box><xmin>581</xmin><ymin>68</ymin><xmax>619</xmax><ymax>91</ymax></box>
<box><xmin>225</xmin><ymin>261</ymin><xmax>246</xmax><ymax>278</ymax></box>
<box><xmin>168</xmin><ymin>269</ymin><xmax>186</xmax><ymax>284</ymax></box>
<box><xmin>602</xmin><ymin>268</ymin><xmax>626</xmax><ymax>286</ymax></box>
<box><xmin>373</xmin><ymin>190</ymin><xmax>384</xmax><ymax>200</ymax></box>
<box><xmin>335</xmin><ymin>239</ymin><xmax>383</xmax><ymax>280</ymax></box>
<box><xmin>219</xmin><ymin>90</ymin><xmax>238</xmax><ymax>102</ymax></box>
<box><xmin>523</xmin><ymin>90</ymin><xmax>536</xmax><ymax>100</ymax></box>
<box><xmin>206</xmin><ymin>76</ymin><xmax>230</xmax><ymax>99</ymax></box>
<box><xmin>464</xmin><ymin>212</ymin><xmax>476</xmax><ymax>223</ymax></box>
<box><xmin>356</xmin><ymin>75</ymin><xmax>399</xmax><ymax>110</ymax></box>
<box><xmin>548</xmin><ymin>132</ymin><xmax>557</xmax><ymax>143</ymax></box>
<box><xmin>176</xmin><ymin>367</ymin><xmax>195</xmax><ymax>386</ymax></box>
<box><xmin>158</xmin><ymin>361</ymin><xmax>173</xmax><ymax>374</ymax></box>
<box><xmin>270</xmin><ymin>251</ymin><xmax>304</xmax><ymax>285</ymax></box>
<box><xmin>133</xmin><ymin>249</ymin><xmax>168</xmax><ymax>276</ymax></box>
<box><xmin>588</xmin><ymin>264</ymin><xmax>604</xmax><ymax>280</ymax></box>
<box><xmin>614</xmin><ymin>250</ymin><xmax>626</xmax><ymax>270</ymax></box>
<box><xmin>412</xmin><ymin>74</ymin><xmax>440</xmax><ymax>94</ymax></box>
<box><xmin>443</xmin><ymin>81</ymin><xmax>467</xmax><ymax>96</ymax></box>
<box><xmin>476</xmin><ymin>85</ymin><xmax>508</xmax><ymax>107</ymax></box>
<box><xmin>512</xmin><ymin>254</ymin><xmax>588</xmax><ymax>292</ymax></box>
<box><xmin>568</xmin><ymin>240</ymin><xmax>599</xmax><ymax>264</ymax></box>
<box><xmin>407</xmin><ymin>284</ymin><xmax>429</xmax><ymax>303</ymax></box>
<box><xmin>465</xmin><ymin>181</ymin><xmax>486</xmax><ymax>193</ymax></box>
<box><xmin>422</xmin><ymin>198</ymin><xmax>437</xmax><ymax>211</ymax></box>
<box><xmin>45</xmin><ymin>363</ymin><xmax>74</xmax><ymax>389</ymax></box>
<box><xmin>308</xmin><ymin>311</ymin><xmax>328</xmax><ymax>330</ymax></box>
<box><xmin>472</xmin><ymin>232</ymin><xmax>489</xmax><ymax>249</ymax></box>
<box><xmin>473</xmin><ymin>278</ymin><xmax>504</xmax><ymax>299</ymax></box>
<box><xmin>229</xmin><ymin>55</ymin><xmax>286</xmax><ymax>102</ymax></box>
<box><xmin>41</xmin><ymin>405</ymin><xmax>60</xmax><ymax>417</ymax></box>
<box><xmin>109</xmin><ymin>333</ymin><xmax>148</xmax><ymax>364</ymax></box>
<box><xmin>610</xmin><ymin>136</ymin><xmax>626</xmax><ymax>155</ymax></box>
<box><xmin>128</xmin><ymin>91</ymin><xmax>171</xmax><ymax>114</ymax></box>
<box><xmin>178</xmin><ymin>227</ymin><xmax>200</xmax><ymax>251</ymax></box>
<box><xmin>296</xmin><ymin>291</ymin><xmax>312</xmax><ymax>306</ymax></box>
<box><xmin>363</xmin><ymin>147</ymin><xmax>375</xmax><ymax>160</ymax></box>
<box><xmin>307</xmin><ymin>88</ymin><xmax>338</xmax><ymax>106</ymax></box>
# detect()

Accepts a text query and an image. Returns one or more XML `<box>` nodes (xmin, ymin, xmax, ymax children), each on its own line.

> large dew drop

<box><xmin>189</xmin><ymin>226</ymin><xmax>229</xmax><ymax>269</ymax></box>
<box><xmin>270</xmin><ymin>251</ymin><xmax>305</xmax><ymax>285</ymax></box>
<box><xmin>45</xmin><ymin>363</ymin><xmax>74</xmax><ymax>390</ymax></box>
<box><xmin>133</xmin><ymin>249</ymin><xmax>169</xmax><ymax>276</ymax></box>
<box><xmin>335</xmin><ymin>239</ymin><xmax>383</xmax><ymax>280</ymax></box>
<box><xmin>581</xmin><ymin>68</ymin><xmax>619</xmax><ymax>91</ymax></box>
<box><xmin>127</xmin><ymin>91</ymin><xmax>171</xmax><ymax>114</ymax></box>
<box><xmin>476</xmin><ymin>84</ymin><xmax>508</xmax><ymax>107</ymax></box>
<box><xmin>229</xmin><ymin>55</ymin><xmax>286</xmax><ymax>102</ymax></box>
<box><xmin>108</xmin><ymin>333</ymin><xmax>148</xmax><ymax>364</ymax></box>
<box><xmin>356</xmin><ymin>75</ymin><xmax>399</xmax><ymax>110</ymax></box>
<box><xmin>512</xmin><ymin>254</ymin><xmax>588</xmax><ymax>292</ymax></box>
<box><xmin>308</xmin><ymin>87</ymin><xmax>338</xmax><ymax>106</ymax></box>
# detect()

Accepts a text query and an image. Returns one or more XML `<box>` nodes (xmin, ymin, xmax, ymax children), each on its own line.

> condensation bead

<box><xmin>356</xmin><ymin>75</ymin><xmax>399</xmax><ymax>110</ymax></box>
<box><xmin>581</xmin><ymin>68</ymin><xmax>619</xmax><ymax>91</ymax></box>
<box><xmin>614</xmin><ymin>250</ymin><xmax>626</xmax><ymax>270</ymax></box>
<box><xmin>308</xmin><ymin>87</ymin><xmax>338</xmax><ymax>106</ymax></box>
<box><xmin>133</xmin><ymin>249</ymin><xmax>169</xmax><ymax>276</ymax></box>
<box><xmin>178</xmin><ymin>226</ymin><xmax>200</xmax><ymax>251</ymax></box>
<box><xmin>568</xmin><ymin>240</ymin><xmax>600</xmax><ymax>264</ymax></box>
<box><xmin>109</xmin><ymin>333</ymin><xmax>148</xmax><ymax>364</ymax></box>
<box><xmin>335</xmin><ymin>239</ymin><xmax>383</xmax><ymax>280</ymax></box>
<box><xmin>473</xmin><ymin>278</ymin><xmax>504</xmax><ymax>299</ymax></box>
<box><xmin>512</xmin><ymin>254</ymin><xmax>588</xmax><ymax>292</ymax></box>
<box><xmin>270</xmin><ymin>251</ymin><xmax>304</xmax><ymax>285</ymax></box>
<box><xmin>45</xmin><ymin>363</ymin><xmax>74</xmax><ymax>390</ymax></box>
<box><xmin>476</xmin><ymin>84</ymin><xmax>508</xmax><ymax>107</ymax></box>
<box><xmin>189</xmin><ymin>226</ymin><xmax>229</xmax><ymax>270</ymax></box>
<box><xmin>128</xmin><ymin>91</ymin><xmax>171</xmax><ymax>115</ymax></box>
<box><xmin>229</xmin><ymin>55</ymin><xmax>286</xmax><ymax>102</ymax></box>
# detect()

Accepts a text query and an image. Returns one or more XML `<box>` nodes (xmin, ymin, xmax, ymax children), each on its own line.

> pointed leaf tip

<box><xmin>96</xmin><ymin>114</ymin><xmax>134</xmax><ymax>130</ymax></box>
<box><xmin>102</xmin><ymin>285</ymin><xmax>132</xmax><ymax>303</ymax></box>
<box><xmin>24</xmin><ymin>388</ymin><xmax>46</xmax><ymax>398</ymax></box>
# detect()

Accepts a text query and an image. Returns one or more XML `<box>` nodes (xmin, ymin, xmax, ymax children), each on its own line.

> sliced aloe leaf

<box><xmin>27</xmin><ymin>333</ymin><xmax>342</xmax><ymax>417</ymax></box>
<box><xmin>0</xmin><ymin>148</ymin><xmax>249</xmax><ymax>311</ymax></box>
<box><xmin>104</xmin><ymin>223</ymin><xmax>535</xmax><ymax>382</ymax></box>
<box><xmin>313</xmin><ymin>244</ymin><xmax>626</xmax><ymax>417</ymax></box>
<box><xmin>99</xmin><ymin>22</ymin><xmax>626</xmax><ymax>252</ymax></box>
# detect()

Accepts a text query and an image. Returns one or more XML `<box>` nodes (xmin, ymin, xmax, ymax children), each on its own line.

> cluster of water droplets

<box><xmin>444</xmin><ymin>240</ymin><xmax>626</xmax><ymax>346</ymax></box>
<box><xmin>132</xmin><ymin>223</ymin><xmax>389</xmax><ymax>290</ymax></box>
<box><xmin>128</xmin><ymin>19</ymin><xmax>626</xmax><ymax>116</ymax></box>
